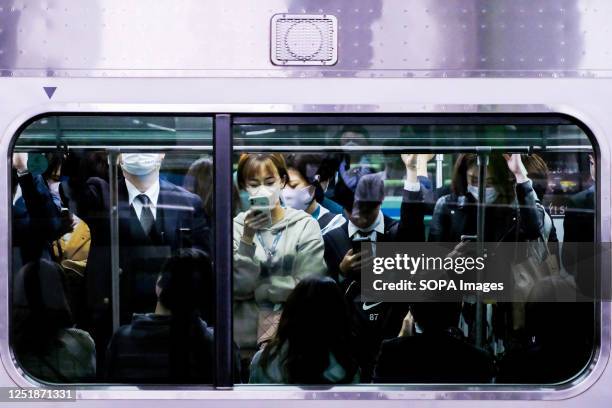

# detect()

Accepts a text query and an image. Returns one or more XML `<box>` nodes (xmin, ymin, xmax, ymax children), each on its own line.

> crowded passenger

<box><xmin>562</xmin><ymin>153</ymin><xmax>596</xmax><ymax>297</ymax></box>
<box><xmin>105</xmin><ymin>249</ymin><xmax>217</xmax><ymax>383</ymax></box>
<box><xmin>429</xmin><ymin>153</ymin><xmax>546</xmax><ymax>242</ymax></box>
<box><xmin>331</xmin><ymin>126</ymin><xmax>376</xmax><ymax>212</ymax></box>
<box><xmin>283</xmin><ymin>153</ymin><xmax>346</xmax><ymax>235</ymax></box>
<box><xmin>12</xmin><ymin>153</ymin><xmax>68</xmax><ymax>269</ymax></box>
<box><xmin>10</xmin><ymin>119</ymin><xmax>596</xmax><ymax>386</ymax></box>
<box><xmin>427</xmin><ymin>153</ymin><xmax>548</xmax><ymax>346</ymax></box>
<box><xmin>522</xmin><ymin>153</ymin><xmax>559</xmax><ymax>244</ymax></box>
<box><xmin>509</xmin><ymin>154</ymin><xmax>562</xmax><ymax>332</ymax></box>
<box><xmin>249</xmin><ymin>277</ymin><xmax>359</xmax><ymax>384</ymax></box>
<box><xmin>373</xmin><ymin>302</ymin><xmax>494</xmax><ymax>383</ymax></box>
<box><xmin>62</xmin><ymin>151</ymin><xmax>210</xmax><ymax>371</ymax></box>
<box><xmin>323</xmin><ymin>154</ymin><xmax>428</xmax><ymax>381</ymax></box>
<box><xmin>13</xmin><ymin>260</ymin><xmax>96</xmax><ymax>382</ymax></box>
<box><xmin>184</xmin><ymin>156</ymin><xmax>243</xmax><ymax>217</ymax></box>
<box><xmin>497</xmin><ymin>278</ymin><xmax>592</xmax><ymax>383</ymax></box>
<box><xmin>233</xmin><ymin>153</ymin><xmax>327</xmax><ymax>375</ymax></box>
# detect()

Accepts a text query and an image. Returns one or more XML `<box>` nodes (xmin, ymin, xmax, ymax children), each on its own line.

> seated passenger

<box><xmin>233</xmin><ymin>153</ymin><xmax>327</xmax><ymax>370</ymax></box>
<box><xmin>105</xmin><ymin>249</ymin><xmax>215</xmax><ymax>383</ymax></box>
<box><xmin>13</xmin><ymin>260</ymin><xmax>96</xmax><ymax>382</ymax></box>
<box><xmin>249</xmin><ymin>277</ymin><xmax>359</xmax><ymax>384</ymax></box>
<box><xmin>283</xmin><ymin>153</ymin><xmax>346</xmax><ymax>235</ymax></box>
<box><xmin>373</xmin><ymin>302</ymin><xmax>494</xmax><ymax>383</ymax></box>
<box><xmin>323</xmin><ymin>154</ymin><xmax>428</xmax><ymax>381</ymax></box>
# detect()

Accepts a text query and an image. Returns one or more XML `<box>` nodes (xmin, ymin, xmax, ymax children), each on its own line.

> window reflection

<box><xmin>233</xmin><ymin>123</ymin><xmax>595</xmax><ymax>385</ymax></box>
<box><xmin>11</xmin><ymin>116</ymin><xmax>217</xmax><ymax>384</ymax></box>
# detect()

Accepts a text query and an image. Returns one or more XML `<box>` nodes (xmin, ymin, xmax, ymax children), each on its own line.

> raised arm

<box><xmin>505</xmin><ymin>154</ymin><xmax>546</xmax><ymax>239</ymax></box>
<box><xmin>396</xmin><ymin>154</ymin><xmax>427</xmax><ymax>242</ymax></box>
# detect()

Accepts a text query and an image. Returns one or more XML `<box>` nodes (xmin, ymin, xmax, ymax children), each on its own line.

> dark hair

<box><xmin>284</xmin><ymin>153</ymin><xmax>340</xmax><ymax>185</ymax></box>
<box><xmin>62</xmin><ymin>150</ymin><xmax>109</xmax><ymax>181</ymax></box>
<box><xmin>236</xmin><ymin>153</ymin><xmax>288</xmax><ymax>190</ymax></box>
<box><xmin>184</xmin><ymin>157</ymin><xmax>214</xmax><ymax>216</ymax></box>
<box><xmin>409</xmin><ymin>302</ymin><xmax>462</xmax><ymax>334</ymax></box>
<box><xmin>259</xmin><ymin>277</ymin><xmax>358</xmax><ymax>384</ymax></box>
<box><xmin>451</xmin><ymin>153</ymin><xmax>515</xmax><ymax>203</ymax></box>
<box><xmin>184</xmin><ymin>157</ymin><xmax>242</xmax><ymax>217</ymax></box>
<box><xmin>157</xmin><ymin>249</ymin><xmax>213</xmax><ymax>382</ymax></box>
<box><xmin>522</xmin><ymin>154</ymin><xmax>549</xmax><ymax>201</ymax></box>
<box><xmin>13</xmin><ymin>260</ymin><xmax>73</xmax><ymax>353</ymax></box>
<box><xmin>42</xmin><ymin>151</ymin><xmax>64</xmax><ymax>181</ymax></box>
<box><xmin>336</xmin><ymin>125</ymin><xmax>370</xmax><ymax>140</ymax></box>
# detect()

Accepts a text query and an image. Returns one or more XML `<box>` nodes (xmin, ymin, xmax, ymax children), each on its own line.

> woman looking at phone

<box><xmin>427</xmin><ymin>153</ymin><xmax>547</xmax><ymax>349</ymax></box>
<box><xmin>233</xmin><ymin>153</ymin><xmax>327</xmax><ymax>374</ymax></box>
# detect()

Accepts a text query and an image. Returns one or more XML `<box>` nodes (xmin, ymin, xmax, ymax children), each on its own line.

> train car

<box><xmin>0</xmin><ymin>0</ymin><xmax>610</xmax><ymax>406</ymax></box>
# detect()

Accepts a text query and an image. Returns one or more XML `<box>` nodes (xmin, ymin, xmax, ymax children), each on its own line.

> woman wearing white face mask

<box><xmin>233</xmin><ymin>153</ymin><xmax>327</xmax><ymax>372</ymax></box>
<box><xmin>428</xmin><ymin>153</ymin><xmax>546</xmax><ymax>243</ymax></box>
<box><xmin>427</xmin><ymin>153</ymin><xmax>548</xmax><ymax>351</ymax></box>
<box><xmin>282</xmin><ymin>154</ymin><xmax>346</xmax><ymax>236</ymax></box>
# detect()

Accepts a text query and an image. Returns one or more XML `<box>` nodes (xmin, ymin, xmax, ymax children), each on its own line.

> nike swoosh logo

<box><xmin>362</xmin><ymin>302</ymin><xmax>383</xmax><ymax>311</ymax></box>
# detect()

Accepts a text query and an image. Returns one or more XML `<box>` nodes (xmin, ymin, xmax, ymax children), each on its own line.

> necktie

<box><xmin>137</xmin><ymin>194</ymin><xmax>154</xmax><ymax>235</ymax></box>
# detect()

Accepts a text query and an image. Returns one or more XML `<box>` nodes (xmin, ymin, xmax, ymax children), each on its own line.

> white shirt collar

<box><xmin>348</xmin><ymin>210</ymin><xmax>385</xmax><ymax>239</ymax></box>
<box><xmin>125</xmin><ymin>178</ymin><xmax>160</xmax><ymax>208</ymax></box>
<box><xmin>316</xmin><ymin>204</ymin><xmax>330</xmax><ymax>220</ymax></box>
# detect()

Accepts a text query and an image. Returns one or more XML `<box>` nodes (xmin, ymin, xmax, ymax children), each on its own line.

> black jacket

<box><xmin>66</xmin><ymin>176</ymin><xmax>210</xmax><ymax>367</ymax></box>
<box><xmin>323</xmin><ymin>188</ymin><xmax>427</xmax><ymax>279</ymax></box>
<box><xmin>322</xmin><ymin>187</ymin><xmax>427</xmax><ymax>382</ymax></box>
<box><xmin>13</xmin><ymin>173</ymin><xmax>65</xmax><ymax>266</ymax></box>
<box><xmin>428</xmin><ymin>180</ymin><xmax>546</xmax><ymax>243</ymax></box>
<box><xmin>105</xmin><ymin>313</ymin><xmax>214</xmax><ymax>383</ymax></box>
<box><xmin>373</xmin><ymin>332</ymin><xmax>495</xmax><ymax>383</ymax></box>
<box><xmin>562</xmin><ymin>186</ymin><xmax>595</xmax><ymax>297</ymax></box>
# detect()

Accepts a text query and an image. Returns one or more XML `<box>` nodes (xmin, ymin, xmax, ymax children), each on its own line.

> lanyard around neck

<box><xmin>257</xmin><ymin>230</ymin><xmax>283</xmax><ymax>261</ymax></box>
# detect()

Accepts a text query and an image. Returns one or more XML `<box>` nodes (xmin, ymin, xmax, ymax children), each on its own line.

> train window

<box><xmin>10</xmin><ymin>115</ymin><xmax>216</xmax><ymax>384</ymax></box>
<box><xmin>232</xmin><ymin>120</ymin><xmax>597</xmax><ymax>385</ymax></box>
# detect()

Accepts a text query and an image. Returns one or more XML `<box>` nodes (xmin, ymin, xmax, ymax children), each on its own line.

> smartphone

<box><xmin>352</xmin><ymin>237</ymin><xmax>374</xmax><ymax>258</ymax></box>
<box><xmin>249</xmin><ymin>195</ymin><xmax>272</xmax><ymax>229</ymax></box>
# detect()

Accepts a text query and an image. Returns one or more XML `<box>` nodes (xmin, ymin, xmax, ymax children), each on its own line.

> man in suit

<box><xmin>64</xmin><ymin>152</ymin><xmax>210</xmax><ymax>368</ymax></box>
<box><xmin>323</xmin><ymin>154</ymin><xmax>428</xmax><ymax>381</ymax></box>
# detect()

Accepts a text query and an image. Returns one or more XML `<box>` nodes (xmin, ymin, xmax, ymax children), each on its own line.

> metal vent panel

<box><xmin>271</xmin><ymin>14</ymin><xmax>337</xmax><ymax>66</ymax></box>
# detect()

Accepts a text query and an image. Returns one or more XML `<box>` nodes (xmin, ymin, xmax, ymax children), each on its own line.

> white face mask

<box><xmin>120</xmin><ymin>153</ymin><xmax>162</xmax><ymax>176</ymax></box>
<box><xmin>246</xmin><ymin>184</ymin><xmax>281</xmax><ymax>209</ymax></box>
<box><xmin>467</xmin><ymin>185</ymin><xmax>499</xmax><ymax>204</ymax></box>
<box><xmin>282</xmin><ymin>185</ymin><xmax>314</xmax><ymax>211</ymax></box>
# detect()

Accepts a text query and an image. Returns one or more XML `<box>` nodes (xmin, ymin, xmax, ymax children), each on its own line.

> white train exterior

<box><xmin>0</xmin><ymin>1</ymin><xmax>611</xmax><ymax>406</ymax></box>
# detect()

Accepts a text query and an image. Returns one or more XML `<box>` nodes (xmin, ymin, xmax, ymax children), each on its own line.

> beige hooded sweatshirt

<box><xmin>233</xmin><ymin>207</ymin><xmax>327</xmax><ymax>350</ymax></box>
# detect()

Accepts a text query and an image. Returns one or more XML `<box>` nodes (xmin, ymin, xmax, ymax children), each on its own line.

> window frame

<box><xmin>0</xmin><ymin>107</ymin><xmax>607</xmax><ymax>401</ymax></box>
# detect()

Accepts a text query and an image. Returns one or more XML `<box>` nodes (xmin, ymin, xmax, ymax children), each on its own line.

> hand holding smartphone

<box><xmin>248</xmin><ymin>195</ymin><xmax>273</xmax><ymax>229</ymax></box>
